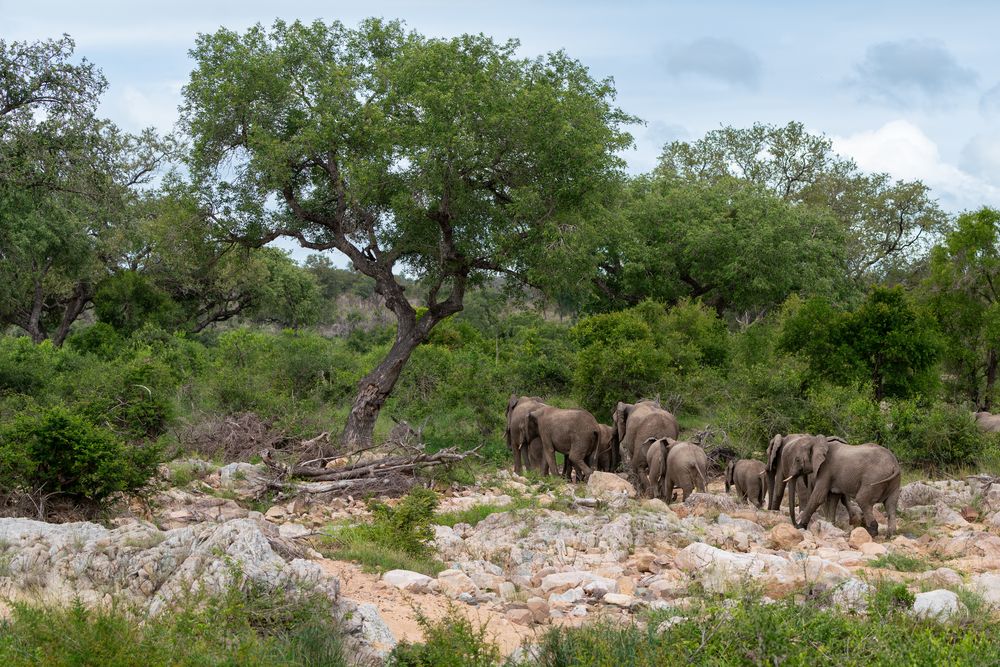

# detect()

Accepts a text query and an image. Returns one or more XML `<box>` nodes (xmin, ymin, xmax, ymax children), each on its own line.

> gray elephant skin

<box><xmin>788</xmin><ymin>435</ymin><xmax>901</xmax><ymax>537</ymax></box>
<box><xmin>505</xmin><ymin>395</ymin><xmax>546</xmax><ymax>474</ymax></box>
<box><xmin>975</xmin><ymin>411</ymin><xmax>1000</xmax><ymax>433</ymax></box>
<box><xmin>590</xmin><ymin>423</ymin><xmax>617</xmax><ymax>472</ymax></box>
<box><xmin>766</xmin><ymin>433</ymin><xmax>857</xmax><ymax>525</ymax></box>
<box><xmin>653</xmin><ymin>438</ymin><xmax>707</xmax><ymax>501</ymax></box>
<box><xmin>525</xmin><ymin>405</ymin><xmax>600</xmax><ymax>480</ymax></box>
<box><xmin>613</xmin><ymin>400</ymin><xmax>679</xmax><ymax>495</ymax></box>
<box><xmin>725</xmin><ymin>459</ymin><xmax>767</xmax><ymax>508</ymax></box>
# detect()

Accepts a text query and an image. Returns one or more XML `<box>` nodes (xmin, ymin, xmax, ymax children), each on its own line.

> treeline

<box><xmin>2</xmin><ymin>26</ymin><xmax>1000</xmax><ymax>510</ymax></box>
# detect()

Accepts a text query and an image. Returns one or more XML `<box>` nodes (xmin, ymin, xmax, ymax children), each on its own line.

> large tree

<box><xmin>658</xmin><ymin>121</ymin><xmax>947</xmax><ymax>284</ymax></box>
<box><xmin>925</xmin><ymin>207</ymin><xmax>1000</xmax><ymax>409</ymax></box>
<box><xmin>181</xmin><ymin>19</ymin><xmax>633</xmax><ymax>447</ymax></box>
<box><xmin>0</xmin><ymin>36</ymin><xmax>166</xmax><ymax>343</ymax></box>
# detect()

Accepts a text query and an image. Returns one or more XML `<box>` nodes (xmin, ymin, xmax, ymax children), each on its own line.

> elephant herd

<box><xmin>505</xmin><ymin>396</ymin><xmax>903</xmax><ymax>537</ymax></box>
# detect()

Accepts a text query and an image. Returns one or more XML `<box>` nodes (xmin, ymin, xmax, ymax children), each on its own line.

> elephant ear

<box><xmin>506</xmin><ymin>395</ymin><xmax>520</xmax><ymax>421</ymax></box>
<box><xmin>811</xmin><ymin>436</ymin><xmax>830</xmax><ymax>474</ymax></box>
<box><xmin>766</xmin><ymin>435</ymin><xmax>783</xmax><ymax>472</ymax></box>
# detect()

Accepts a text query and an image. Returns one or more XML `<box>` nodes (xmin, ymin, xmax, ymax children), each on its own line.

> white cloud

<box><xmin>832</xmin><ymin>120</ymin><xmax>1000</xmax><ymax>211</ymax></box>
<box><xmin>961</xmin><ymin>133</ymin><xmax>1000</xmax><ymax>181</ymax></box>
<box><xmin>102</xmin><ymin>81</ymin><xmax>184</xmax><ymax>133</ymax></box>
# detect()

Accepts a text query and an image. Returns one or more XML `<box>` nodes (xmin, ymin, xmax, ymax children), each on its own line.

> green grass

<box><xmin>512</xmin><ymin>592</ymin><xmax>1000</xmax><ymax>666</ymax></box>
<box><xmin>434</xmin><ymin>497</ymin><xmax>538</xmax><ymax>528</ymax></box>
<box><xmin>869</xmin><ymin>552</ymin><xmax>933</xmax><ymax>573</ymax></box>
<box><xmin>320</xmin><ymin>529</ymin><xmax>446</xmax><ymax>576</ymax></box>
<box><xmin>319</xmin><ymin>486</ymin><xmax>446</xmax><ymax>576</ymax></box>
<box><xmin>387</xmin><ymin>607</ymin><xmax>501</xmax><ymax>667</ymax></box>
<box><xmin>0</xmin><ymin>583</ymin><xmax>347</xmax><ymax>667</ymax></box>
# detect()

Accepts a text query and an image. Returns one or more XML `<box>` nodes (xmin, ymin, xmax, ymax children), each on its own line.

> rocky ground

<box><xmin>3</xmin><ymin>460</ymin><xmax>1000</xmax><ymax>662</ymax></box>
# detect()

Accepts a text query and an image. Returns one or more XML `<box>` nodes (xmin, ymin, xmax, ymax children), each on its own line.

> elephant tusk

<box><xmin>783</xmin><ymin>476</ymin><xmax>794</xmax><ymax>482</ymax></box>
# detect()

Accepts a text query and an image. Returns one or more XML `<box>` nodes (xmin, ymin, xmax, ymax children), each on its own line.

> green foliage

<box><xmin>520</xmin><ymin>588</ymin><xmax>1000</xmax><ymax>666</ymax></box>
<box><xmin>434</xmin><ymin>497</ymin><xmax>537</xmax><ymax>527</ymax></box>
<box><xmin>0</xmin><ymin>585</ymin><xmax>346</xmax><ymax>666</ymax></box>
<box><xmin>322</xmin><ymin>487</ymin><xmax>444</xmax><ymax>575</ymax></box>
<box><xmin>94</xmin><ymin>271</ymin><xmax>180</xmax><ymax>334</ymax></box>
<box><xmin>925</xmin><ymin>207</ymin><xmax>1000</xmax><ymax>408</ymax></box>
<box><xmin>781</xmin><ymin>287</ymin><xmax>942</xmax><ymax>401</ymax></box>
<box><xmin>387</xmin><ymin>608</ymin><xmax>501</xmax><ymax>667</ymax></box>
<box><xmin>0</xmin><ymin>405</ymin><xmax>159</xmax><ymax>502</ymax></box>
<box><xmin>870</xmin><ymin>552</ymin><xmax>932</xmax><ymax>573</ymax></box>
<box><xmin>880</xmin><ymin>401</ymin><xmax>986</xmax><ymax>469</ymax></box>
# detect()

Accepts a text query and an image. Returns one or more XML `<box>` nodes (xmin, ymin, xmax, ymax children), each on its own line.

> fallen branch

<box><xmin>260</xmin><ymin>444</ymin><xmax>482</xmax><ymax>494</ymax></box>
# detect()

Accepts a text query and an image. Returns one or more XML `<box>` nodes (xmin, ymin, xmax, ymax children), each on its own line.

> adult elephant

<box><xmin>505</xmin><ymin>395</ymin><xmax>546</xmax><ymax>474</ymax></box>
<box><xmin>525</xmin><ymin>406</ymin><xmax>600</xmax><ymax>481</ymax></box>
<box><xmin>589</xmin><ymin>424</ymin><xmax>617</xmax><ymax>472</ymax></box>
<box><xmin>725</xmin><ymin>459</ymin><xmax>767</xmax><ymax>508</ymax></box>
<box><xmin>975</xmin><ymin>411</ymin><xmax>1000</xmax><ymax>433</ymax></box>
<box><xmin>613</xmin><ymin>400</ymin><xmax>679</xmax><ymax>494</ymax></box>
<box><xmin>788</xmin><ymin>436</ymin><xmax>901</xmax><ymax>537</ymax></box>
<box><xmin>660</xmin><ymin>438</ymin><xmax>707</xmax><ymax>502</ymax></box>
<box><xmin>767</xmin><ymin>433</ymin><xmax>857</xmax><ymax>525</ymax></box>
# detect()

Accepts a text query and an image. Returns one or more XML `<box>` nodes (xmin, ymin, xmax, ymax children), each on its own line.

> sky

<box><xmin>5</xmin><ymin>0</ymin><xmax>1000</xmax><ymax>260</ymax></box>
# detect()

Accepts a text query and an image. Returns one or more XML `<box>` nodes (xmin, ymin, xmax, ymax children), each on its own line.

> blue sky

<box><xmin>6</xmin><ymin>0</ymin><xmax>1000</xmax><ymax>258</ymax></box>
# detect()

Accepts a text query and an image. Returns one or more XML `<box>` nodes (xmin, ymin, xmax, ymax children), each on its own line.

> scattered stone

<box><xmin>848</xmin><ymin>527</ymin><xmax>872</xmax><ymax>549</ymax></box>
<box><xmin>526</xmin><ymin>597</ymin><xmax>549</xmax><ymax>623</ymax></box>
<box><xmin>832</xmin><ymin>578</ymin><xmax>870</xmax><ymax>613</ymax></box>
<box><xmin>768</xmin><ymin>523</ymin><xmax>804</xmax><ymax>550</ymax></box>
<box><xmin>655</xmin><ymin>616</ymin><xmax>686</xmax><ymax>633</ymax></box>
<box><xmin>899</xmin><ymin>482</ymin><xmax>943</xmax><ymax>510</ymax></box>
<box><xmin>859</xmin><ymin>542</ymin><xmax>887</xmax><ymax>556</ymax></box>
<box><xmin>936</xmin><ymin>503</ymin><xmax>970</xmax><ymax>528</ymax></box>
<box><xmin>436</xmin><ymin>569</ymin><xmax>478</xmax><ymax>599</ymax></box>
<box><xmin>603</xmin><ymin>593</ymin><xmax>634</xmax><ymax>608</ymax></box>
<box><xmin>919</xmin><ymin>568</ymin><xmax>963</xmax><ymax>589</ymax></box>
<box><xmin>586</xmin><ymin>472</ymin><xmax>637</xmax><ymax>499</ymax></box>
<box><xmin>970</xmin><ymin>573</ymin><xmax>1000</xmax><ymax>606</ymax></box>
<box><xmin>499</xmin><ymin>582</ymin><xmax>517</xmax><ymax>600</ymax></box>
<box><xmin>540</xmin><ymin>571</ymin><xmax>617</xmax><ymax>594</ymax></box>
<box><xmin>277</xmin><ymin>523</ymin><xmax>310</xmax><ymax>539</ymax></box>
<box><xmin>548</xmin><ymin>587</ymin><xmax>584</xmax><ymax>605</ymax></box>
<box><xmin>913</xmin><ymin>589</ymin><xmax>965</xmax><ymax>621</ymax></box>
<box><xmin>641</xmin><ymin>498</ymin><xmax>672</xmax><ymax>513</ymax></box>
<box><xmin>382</xmin><ymin>570</ymin><xmax>433</xmax><ymax>593</ymax></box>
<box><xmin>506</xmin><ymin>607</ymin><xmax>535</xmax><ymax>626</ymax></box>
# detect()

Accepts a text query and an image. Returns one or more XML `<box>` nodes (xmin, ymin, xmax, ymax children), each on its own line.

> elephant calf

<box><xmin>652</xmin><ymin>438</ymin><xmax>707</xmax><ymax>502</ymax></box>
<box><xmin>725</xmin><ymin>459</ymin><xmax>767</xmax><ymax>508</ymax></box>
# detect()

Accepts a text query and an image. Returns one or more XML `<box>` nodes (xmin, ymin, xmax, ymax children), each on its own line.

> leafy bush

<box><xmin>0</xmin><ymin>583</ymin><xmax>347</xmax><ymax>666</ymax></box>
<box><xmin>387</xmin><ymin>608</ymin><xmax>501</xmax><ymax>667</ymax></box>
<box><xmin>882</xmin><ymin>401</ymin><xmax>986</xmax><ymax>469</ymax></box>
<box><xmin>322</xmin><ymin>487</ymin><xmax>444</xmax><ymax>575</ymax></box>
<box><xmin>0</xmin><ymin>406</ymin><xmax>159</xmax><ymax>503</ymax></box>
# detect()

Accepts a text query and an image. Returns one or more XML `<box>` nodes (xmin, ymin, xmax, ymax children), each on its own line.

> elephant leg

<box><xmin>561</xmin><ymin>454</ymin><xmax>572</xmax><ymax>480</ymax></box>
<box><xmin>570</xmin><ymin>439</ymin><xmax>594</xmax><ymax>482</ymax></box>
<box><xmin>681</xmin><ymin>483</ymin><xmax>693</xmax><ymax>501</ymax></box>
<box><xmin>512</xmin><ymin>442</ymin><xmax>522</xmax><ymax>474</ymax></box>
<box><xmin>665</xmin><ymin>479</ymin><xmax>675</xmax><ymax>504</ymax></box>
<box><xmin>796</xmin><ymin>478</ymin><xmax>830</xmax><ymax>529</ymax></box>
<box><xmin>788</xmin><ymin>476</ymin><xmax>798</xmax><ymax>525</ymax></box>
<box><xmin>542</xmin><ymin>440</ymin><xmax>559</xmax><ymax>478</ymax></box>
<box><xmin>884</xmin><ymin>488</ymin><xmax>900</xmax><ymax>537</ymax></box>
<box><xmin>854</xmin><ymin>487</ymin><xmax>882</xmax><ymax>537</ymax></box>
<box><xmin>771</xmin><ymin>479</ymin><xmax>787</xmax><ymax>512</ymax></box>
<box><xmin>822</xmin><ymin>494</ymin><xmax>838</xmax><ymax>523</ymax></box>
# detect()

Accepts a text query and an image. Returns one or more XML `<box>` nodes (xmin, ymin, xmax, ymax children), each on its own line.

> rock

<box><xmin>832</xmin><ymin>578</ymin><xmax>870</xmax><ymax>613</ymax></box>
<box><xmin>919</xmin><ymin>568</ymin><xmax>963</xmax><ymax>589</ymax></box>
<box><xmin>655</xmin><ymin>616</ymin><xmax>686</xmax><ymax>633</ymax></box>
<box><xmin>970</xmin><ymin>573</ymin><xmax>1000</xmax><ymax>606</ymax></box>
<box><xmin>641</xmin><ymin>498</ymin><xmax>673</xmax><ymax>513</ymax></box>
<box><xmin>602</xmin><ymin>593</ymin><xmax>634</xmax><ymax>608</ymax></box>
<box><xmin>683</xmin><ymin>493</ymin><xmax>739</xmax><ymax>513</ymax></box>
<box><xmin>935</xmin><ymin>503</ymin><xmax>970</xmax><ymax>528</ymax></box>
<box><xmin>432</xmin><ymin>525</ymin><xmax>465</xmax><ymax>559</ymax></box>
<box><xmin>913</xmin><ymin>590</ymin><xmax>965</xmax><ymax>621</ymax></box>
<box><xmin>675</xmin><ymin>542</ymin><xmax>850</xmax><ymax>596</ymax></box>
<box><xmin>338</xmin><ymin>600</ymin><xmax>396</xmax><ymax>657</ymax></box>
<box><xmin>768</xmin><ymin>523</ymin><xmax>804</xmax><ymax>550</ymax></box>
<box><xmin>264</xmin><ymin>505</ymin><xmax>287</xmax><ymax>521</ymax></box>
<box><xmin>848</xmin><ymin>527</ymin><xmax>872</xmax><ymax>549</ymax></box>
<box><xmin>569</xmin><ymin>604</ymin><xmax>588</xmax><ymax>617</ymax></box>
<box><xmin>499</xmin><ymin>582</ymin><xmax>516</xmax><ymax>600</ymax></box>
<box><xmin>382</xmin><ymin>570</ymin><xmax>433</xmax><ymax>593</ymax></box>
<box><xmin>436</xmin><ymin>570</ymin><xmax>478</xmax><ymax>599</ymax></box>
<box><xmin>961</xmin><ymin>506</ymin><xmax>980</xmax><ymax>522</ymax></box>
<box><xmin>540</xmin><ymin>571</ymin><xmax>617</xmax><ymax>595</ymax></box>
<box><xmin>808</xmin><ymin>518</ymin><xmax>847</xmax><ymax>541</ymax></box>
<box><xmin>899</xmin><ymin>482</ymin><xmax>942</xmax><ymax>510</ymax></box>
<box><xmin>548</xmin><ymin>587</ymin><xmax>584</xmax><ymax>605</ymax></box>
<box><xmin>506</xmin><ymin>607</ymin><xmax>535</xmax><ymax>626</ymax></box>
<box><xmin>526</xmin><ymin>597</ymin><xmax>549</xmax><ymax>623</ymax></box>
<box><xmin>586</xmin><ymin>472</ymin><xmax>636</xmax><ymax>499</ymax></box>
<box><xmin>859</xmin><ymin>542</ymin><xmax>887</xmax><ymax>556</ymax></box>
<box><xmin>647</xmin><ymin>570</ymin><xmax>688</xmax><ymax>598</ymax></box>
<box><xmin>616</xmin><ymin>576</ymin><xmax>636</xmax><ymax>596</ymax></box>
<box><xmin>277</xmin><ymin>523</ymin><xmax>310</xmax><ymax>539</ymax></box>
<box><xmin>634</xmin><ymin>552</ymin><xmax>658</xmax><ymax>573</ymax></box>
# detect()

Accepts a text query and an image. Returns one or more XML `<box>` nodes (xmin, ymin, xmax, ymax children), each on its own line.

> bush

<box><xmin>387</xmin><ymin>608</ymin><xmax>501</xmax><ymax>667</ymax></box>
<box><xmin>0</xmin><ymin>406</ymin><xmax>159</xmax><ymax>503</ymax></box>
<box><xmin>883</xmin><ymin>401</ymin><xmax>986</xmax><ymax>469</ymax></box>
<box><xmin>322</xmin><ymin>487</ymin><xmax>444</xmax><ymax>575</ymax></box>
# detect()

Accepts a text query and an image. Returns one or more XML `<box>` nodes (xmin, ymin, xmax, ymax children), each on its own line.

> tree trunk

<box><xmin>340</xmin><ymin>323</ymin><xmax>426</xmax><ymax>450</ymax></box>
<box><xmin>985</xmin><ymin>348</ymin><xmax>998</xmax><ymax>411</ymax></box>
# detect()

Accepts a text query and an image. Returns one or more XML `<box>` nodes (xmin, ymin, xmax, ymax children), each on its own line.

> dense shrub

<box><xmin>882</xmin><ymin>401</ymin><xmax>986</xmax><ymax>468</ymax></box>
<box><xmin>387</xmin><ymin>608</ymin><xmax>501</xmax><ymax>667</ymax></box>
<box><xmin>0</xmin><ymin>406</ymin><xmax>159</xmax><ymax>502</ymax></box>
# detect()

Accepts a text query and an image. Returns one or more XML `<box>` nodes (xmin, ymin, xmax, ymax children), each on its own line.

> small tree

<box><xmin>182</xmin><ymin>19</ymin><xmax>634</xmax><ymax>447</ymax></box>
